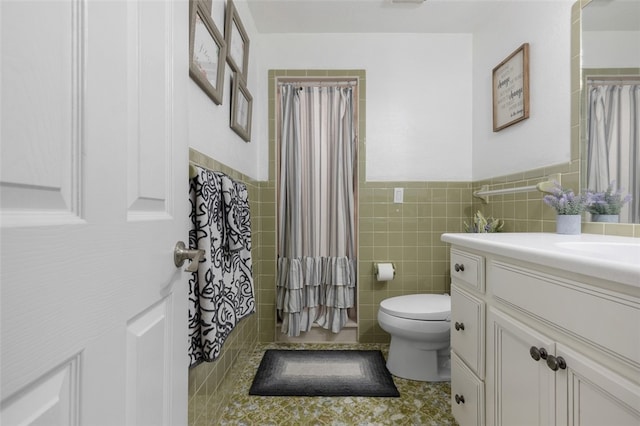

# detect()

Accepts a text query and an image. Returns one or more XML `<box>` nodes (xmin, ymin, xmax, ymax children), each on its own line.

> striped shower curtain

<box><xmin>586</xmin><ymin>83</ymin><xmax>639</xmax><ymax>223</ymax></box>
<box><xmin>276</xmin><ymin>84</ymin><xmax>357</xmax><ymax>337</ymax></box>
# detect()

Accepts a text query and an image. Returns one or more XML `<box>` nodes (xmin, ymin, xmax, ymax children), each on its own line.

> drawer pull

<box><xmin>546</xmin><ymin>355</ymin><xmax>567</xmax><ymax>371</ymax></box>
<box><xmin>454</xmin><ymin>394</ymin><xmax>465</xmax><ymax>404</ymax></box>
<box><xmin>529</xmin><ymin>346</ymin><xmax>548</xmax><ymax>361</ymax></box>
<box><xmin>454</xmin><ymin>263</ymin><xmax>465</xmax><ymax>272</ymax></box>
<box><xmin>454</xmin><ymin>321</ymin><xmax>465</xmax><ymax>331</ymax></box>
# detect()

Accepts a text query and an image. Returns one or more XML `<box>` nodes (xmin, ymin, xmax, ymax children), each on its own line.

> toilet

<box><xmin>378</xmin><ymin>293</ymin><xmax>451</xmax><ymax>382</ymax></box>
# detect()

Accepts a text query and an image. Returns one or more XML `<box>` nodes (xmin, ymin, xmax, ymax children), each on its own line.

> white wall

<box><xmin>582</xmin><ymin>31</ymin><xmax>640</xmax><ymax>68</ymax></box>
<box><xmin>189</xmin><ymin>1</ymin><xmax>575</xmax><ymax>183</ymax></box>
<box><xmin>188</xmin><ymin>0</ymin><xmax>263</xmax><ymax>180</ymax></box>
<box><xmin>471</xmin><ymin>1</ymin><xmax>573</xmax><ymax>181</ymax></box>
<box><xmin>256</xmin><ymin>33</ymin><xmax>473</xmax><ymax>182</ymax></box>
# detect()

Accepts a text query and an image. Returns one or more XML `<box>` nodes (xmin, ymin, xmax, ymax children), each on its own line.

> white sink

<box><xmin>555</xmin><ymin>241</ymin><xmax>640</xmax><ymax>264</ymax></box>
<box><xmin>441</xmin><ymin>233</ymin><xmax>640</xmax><ymax>288</ymax></box>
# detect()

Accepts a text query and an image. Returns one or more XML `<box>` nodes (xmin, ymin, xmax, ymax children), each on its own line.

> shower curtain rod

<box><xmin>587</xmin><ymin>76</ymin><xmax>640</xmax><ymax>84</ymax></box>
<box><xmin>277</xmin><ymin>80</ymin><xmax>357</xmax><ymax>87</ymax></box>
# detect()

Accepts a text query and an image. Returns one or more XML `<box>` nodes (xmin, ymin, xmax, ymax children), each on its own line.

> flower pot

<box><xmin>591</xmin><ymin>214</ymin><xmax>619</xmax><ymax>223</ymax></box>
<box><xmin>556</xmin><ymin>215</ymin><xmax>581</xmax><ymax>235</ymax></box>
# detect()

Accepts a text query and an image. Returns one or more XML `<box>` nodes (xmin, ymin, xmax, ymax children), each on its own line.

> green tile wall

<box><xmin>357</xmin><ymin>181</ymin><xmax>473</xmax><ymax>343</ymax></box>
<box><xmin>187</xmin><ymin>149</ymin><xmax>260</xmax><ymax>426</ymax></box>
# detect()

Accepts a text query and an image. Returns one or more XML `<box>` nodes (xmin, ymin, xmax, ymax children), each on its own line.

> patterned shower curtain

<box><xmin>586</xmin><ymin>83</ymin><xmax>639</xmax><ymax>223</ymax></box>
<box><xmin>276</xmin><ymin>84</ymin><xmax>357</xmax><ymax>337</ymax></box>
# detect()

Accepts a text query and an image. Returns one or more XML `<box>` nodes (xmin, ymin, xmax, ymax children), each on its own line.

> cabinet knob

<box><xmin>529</xmin><ymin>346</ymin><xmax>548</xmax><ymax>361</ymax></box>
<box><xmin>546</xmin><ymin>355</ymin><xmax>567</xmax><ymax>371</ymax></box>
<box><xmin>454</xmin><ymin>263</ymin><xmax>465</xmax><ymax>272</ymax></box>
<box><xmin>455</xmin><ymin>394</ymin><xmax>465</xmax><ymax>404</ymax></box>
<box><xmin>454</xmin><ymin>322</ymin><xmax>465</xmax><ymax>331</ymax></box>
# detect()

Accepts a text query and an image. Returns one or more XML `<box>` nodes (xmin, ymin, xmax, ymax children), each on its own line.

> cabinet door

<box><xmin>487</xmin><ymin>308</ymin><xmax>556</xmax><ymax>426</ymax></box>
<box><xmin>452</xmin><ymin>352</ymin><xmax>485</xmax><ymax>426</ymax></box>
<box><xmin>555</xmin><ymin>344</ymin><xmax>640</xmax><ymax>426</ymax></box>
<box><xmin>452</xmin><ymin>285</ymin><xmax>485</xmax><ymax>377</ymax></box>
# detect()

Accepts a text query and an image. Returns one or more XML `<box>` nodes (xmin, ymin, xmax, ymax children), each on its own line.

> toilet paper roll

<box><xmin>376</xmin><ymin>263</ymin><xmax>395</xmax><ymax>281</ymax></box>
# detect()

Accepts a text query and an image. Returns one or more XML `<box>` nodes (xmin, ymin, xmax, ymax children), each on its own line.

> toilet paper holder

<box><xmin>373</xmin><ymin>262</ymin><xmax>396</xmax><ymax>278</ymax></box>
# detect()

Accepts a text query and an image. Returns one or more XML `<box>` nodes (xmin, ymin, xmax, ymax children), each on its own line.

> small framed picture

<box><xmin>189</xmin><ymin>0</ymin><xmax>226</xmax><ymax>105</ymax></box>
<box><xmin>492</xmin><ymin>43</ymin><xmax>530</xmax><ymax>132</ymax></box>
<box><xmin>230</xmin><ymin>73</ymin><xmax>252</xmax><ymax>142</ymax></box>
<box><xmin>225</xmin><ymin>0</ymin><xmax>250</xmax><ymax>80</ymax></box>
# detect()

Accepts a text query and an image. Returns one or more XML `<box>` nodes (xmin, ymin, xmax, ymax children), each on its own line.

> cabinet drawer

<box><xmin>451</xmin><ymin>248</ymin><xmax>485</xmax><ymax>292</ymax></box>
<box><xmin>451</xmin><ymin>285</ymin><xmax>485</xmax><ymax>378</ymax></box>
<box><xmin>451</xmin><ymin>351</ymin><xmax>485</xmax><ymax>426</ymax></box>
<box><xmin>490</xmin><ymin>261</ymin><xmax>640</xmax><ymax>367</ymax></box>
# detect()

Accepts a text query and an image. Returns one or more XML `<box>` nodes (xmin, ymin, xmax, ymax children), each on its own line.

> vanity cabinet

<box><xmin>487</xmin><ymin>307</ymin><xmax>640</xmax><ymax>426</ymax></box>
<box><xmin>443</xmin><ymin>234</ymin><xmax>640</xmax><ymax>426</ymax></box>
<box><xmin>487</xmin><ymin>261</ymin><xmax>640</xmax><ymax>426</ymax></box>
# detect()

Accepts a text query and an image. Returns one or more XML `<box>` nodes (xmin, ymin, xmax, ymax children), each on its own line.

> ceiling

<box><xmin>244</xmin><ymin>0</ymin><xmax>566</xmax><ymax>34</ymax></box>
<box><xmin>245</xmin><ymin>0</ymin><xmax>639</xmax><ymax>34</ymax></box>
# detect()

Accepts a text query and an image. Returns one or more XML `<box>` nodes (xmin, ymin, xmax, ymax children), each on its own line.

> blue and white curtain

<box><xmin>188</xmin><ymin>166</ymin><xmax>255</xmax><ymax>367</ymax></box>
<box><xmin>277</xmin><ymin>84</ymin><xmax>357</xmax><ymax>337</ymax></box>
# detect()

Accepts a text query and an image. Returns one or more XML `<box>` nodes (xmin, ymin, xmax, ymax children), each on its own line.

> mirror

<box><xmin>581</xmin><ymin>0</ymin><xmax>640</xmax><ymax>223</ymax></box>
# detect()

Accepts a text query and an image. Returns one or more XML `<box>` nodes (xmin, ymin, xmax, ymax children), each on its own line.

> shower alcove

<box><xmin>272</xmin><ymin>72</ymin><xmax>362</xmax><ymax>343</ymax></box>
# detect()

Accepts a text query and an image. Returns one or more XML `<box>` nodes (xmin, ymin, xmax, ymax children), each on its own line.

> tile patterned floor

<box><xmin>216</xmin><ymin>342</ymin><xmax>458</xmax><ymax>425</ymax></box>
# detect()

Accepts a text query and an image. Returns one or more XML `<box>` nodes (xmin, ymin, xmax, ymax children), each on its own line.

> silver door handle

<box><xmin>174</xmin><ymin>241</ymin><xmax>204</xmax><ymax>272</ymax></box>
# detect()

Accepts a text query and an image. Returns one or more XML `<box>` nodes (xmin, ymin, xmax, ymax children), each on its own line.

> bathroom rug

<box><xmin>248</xmin><ymin>349</ymin><xmax>399</xmax><ymax>397</ymax></box>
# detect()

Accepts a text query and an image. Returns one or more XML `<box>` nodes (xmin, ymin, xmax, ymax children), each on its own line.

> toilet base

<box><xmin>386</xmin><ymin>337</ymin><xmax>451</xmax><ymax>382</ymax></box>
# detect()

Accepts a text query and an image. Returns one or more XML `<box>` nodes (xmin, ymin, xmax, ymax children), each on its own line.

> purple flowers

<box><xmin>586</xmin><ymin>182</ymin><xmax>632</xmax><ymax>215</ymax></box>
<box><xmin>543</xmin><ymin>182</ymin><xmax>589</xmax><ymax>215</ymax></box>
<box><xmin>543</xmin><ymin>181</ymin><xmax>633</xmax><ymax>216</ymax></box>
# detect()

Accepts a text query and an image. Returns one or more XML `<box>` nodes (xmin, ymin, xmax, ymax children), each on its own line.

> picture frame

<box><xmin>492</xmin><ymin>43</ymin><xmax>530</xmax><ymax>132</ymax></box>
<box><xmin>230</xmin><ymin>73</ymin><xmax>253</xmax><ymax>142</ymax></box>
<box><xmin>189</xmin><ymin>0</ymin><xmax>226</xmax><ymax>105</ymax></box>
<box><xmin>224</xmin><ymin>0</ymin><xmax>250</xmax><ymax>80</ymax></box>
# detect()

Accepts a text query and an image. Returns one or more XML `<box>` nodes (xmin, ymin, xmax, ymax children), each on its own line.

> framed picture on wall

<box><xmin>189</xmin><ymin>0</ymin><xmax>226</xmax><ymax>105</ymax></box>
<box><xmin>225</xmin><ymin>0</ymin><xmax>250</xmax><ymax>80</ymax></box>
<box><xmin>230</xmin><ymin>73</ymin><xmax>253</xmax><ymax>142</ymax></box>
<box><xmin>492</xmin><ymin>43</ymin><xmax>530</xmax><ymax>131</ymax></box>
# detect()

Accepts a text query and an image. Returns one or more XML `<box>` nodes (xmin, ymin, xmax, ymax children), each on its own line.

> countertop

<box><xmin>441</xmin><ymin>232</ymin><xmax>640</xmax><ymax>288</ymax></box>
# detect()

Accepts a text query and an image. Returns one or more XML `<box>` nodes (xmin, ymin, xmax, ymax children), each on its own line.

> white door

<box><xmin>1</xmin><ymin>1</ymin><xmax>190</xmax><ymax>425</ymax></box>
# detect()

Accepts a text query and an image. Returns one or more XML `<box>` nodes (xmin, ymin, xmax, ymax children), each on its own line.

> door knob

<box><xmin>454</xmin><ymin>394</ymin><xmax>465</xmax><ymax>404</ymax></box>
<box><xmin>174</xmin><ymin>241</ymin><xmax>204</xmax><ymax>272</ymax></box>
<box><xmin>454</xmin><ymin>322</ymin><xmax>465</xmax><ymax>331</ymax></box>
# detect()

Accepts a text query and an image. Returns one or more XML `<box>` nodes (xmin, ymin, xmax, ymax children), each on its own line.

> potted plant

<box><xmin>543</xmin><ymin>182</ymin><xmax>589</xmax><ymax>234</ymax></box>
<box><xmin>464</xmin><ymin>210</ymin><xmax>504</xmax><ymax>233</ymax></box>
<box><xmin>586</xmin><ymin>182</ymin><xmax>632</xmax><ymax>223</ymax></box>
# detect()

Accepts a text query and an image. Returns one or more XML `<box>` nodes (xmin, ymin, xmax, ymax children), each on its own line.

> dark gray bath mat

<box><xmin>248</xmin><ymin>349</ymin><xmax>400</xmax><ymax>397</ymax></box>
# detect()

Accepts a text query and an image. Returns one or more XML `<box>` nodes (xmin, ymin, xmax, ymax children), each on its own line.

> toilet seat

<box><xmin>379</xmin><ymin>294</ymin><xmax>450</xmax><ymax>321</ymax></box>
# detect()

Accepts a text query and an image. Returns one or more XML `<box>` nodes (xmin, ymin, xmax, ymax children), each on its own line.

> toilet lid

<box><xmin>379</xmin><ymin>294</ymin><xmax>451</xmax><ymax>321</ymax></box>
